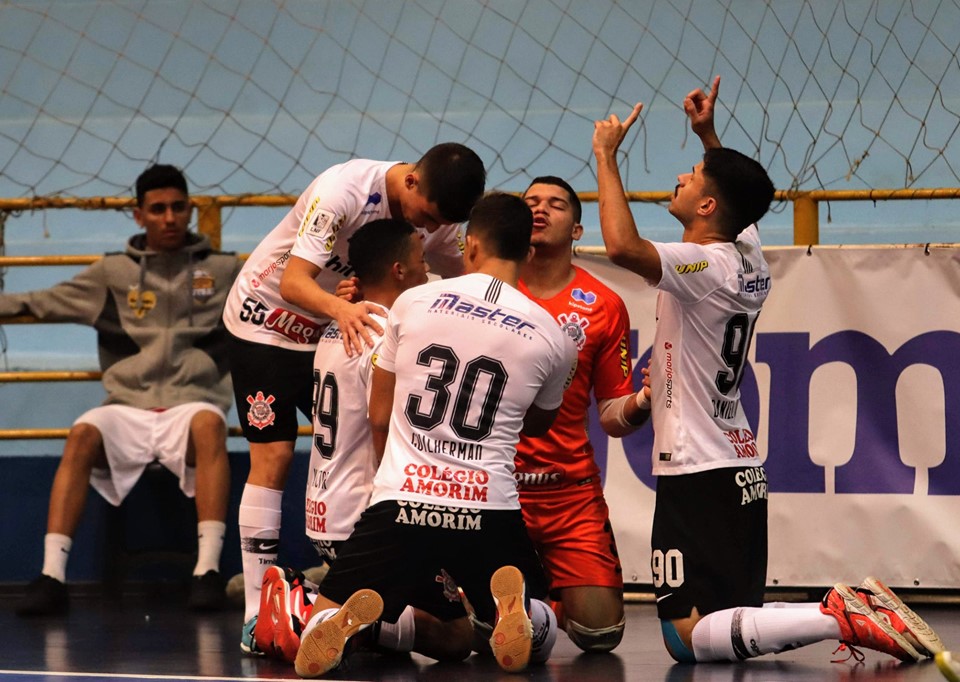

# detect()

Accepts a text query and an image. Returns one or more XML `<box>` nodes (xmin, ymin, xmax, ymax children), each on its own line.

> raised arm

<box><xmin>684</xmin><ymin>75</ymin><xmax>722</xmax><ymax>150</ymax></box>
<box><xmin>592</xmin><ymin>103</ymin><xmax>664</xmax><ymax>284</ymax></box>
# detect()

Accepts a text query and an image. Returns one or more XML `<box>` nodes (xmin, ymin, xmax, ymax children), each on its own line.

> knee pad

<box><xmin>660</xmin><ymin>620</ymin><xmax>696</xmax><ymax>663</ymax></box>
<box><xmin>565</xmin><ymin>616</ymin><xmax>626</xmax><ymax>653</ymax></box>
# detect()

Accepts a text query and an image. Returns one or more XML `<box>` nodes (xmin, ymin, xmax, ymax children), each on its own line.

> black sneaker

<box><xmin>16</xmin><ymin>574</ymin><xmax>68</xmax><ymax>616</ymax></box>
<box><xmin>188</xmin><ymin>570</ymin><xmax>226</xmax><ymax>611</ymax></box>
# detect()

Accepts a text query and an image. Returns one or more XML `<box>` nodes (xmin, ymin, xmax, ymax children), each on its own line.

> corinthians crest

<box><xmin>558</xmin><ymin>311</ymin><xmax>589</xmax><ymax>351</ymax></box>
<box><xmin>246</xmin><ymin>390</ymin><xmax>276</xmax><ymax>430</ymax></box>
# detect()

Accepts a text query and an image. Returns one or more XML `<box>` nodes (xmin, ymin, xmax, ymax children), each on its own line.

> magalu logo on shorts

<box><xmin>675</xmin><ymin>260</ymin><xmax>709</xmax><ymax>275</ymax></box>
<box><xmin>192</xmin><ymin>269</ymin><xmax>215</xmax><ymax>302</ymax></box>
<box><xmin>264</xmin><ymin>308</ymin><xmax>325</xmax><ymax>344</ymax></box>
<box><xmin>246</xmin><ymin>390</ymin><xmax>276</xmax><ymax>430</ymax></box>
<box><xmin>127</xmin><ymin>287</ymin><xmax>156</xmax><ymax>319</ymax></box>
<box><xmin>360</xmin><ymin>192</ymin><xmax>382</xmax><ymax>215</ymax></box>
<box><xmin>558</xmin><ymin>311</ymin><xmax>589</xmax><ymax>351</ymax></box>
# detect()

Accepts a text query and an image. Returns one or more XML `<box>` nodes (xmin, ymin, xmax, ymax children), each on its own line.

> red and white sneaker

<box><xmin>267</xmin><ymin>573</ymin><xmax>315</xmax><ymax>663</ymax></box>
<box><xmin>254</xmin><ymin>566</ymin><xmax>312</xmax><ymax>661</ymax></box>
<box><xmin>253</xmin><ymin>567</ymin><xmax>283</xmax><ymax>656</ymax></box>
<box><xmin>820</xmin><ymin>583</ymin><xmax>922</xmax><ymax>662</ymax></box>
<box><xmin>856</xmin><ymin>576</ymin><xmax>945</xmax><ymax>658</ymax></box>
<box><xmin>489</xmin><ymin>566</ymin><xmax>533</xmax><ymax>673</ymax></box>
<box><xmin>294</xmin><ymin>589</ymin><xmax>383</xmax><ymax>678</ymax></box>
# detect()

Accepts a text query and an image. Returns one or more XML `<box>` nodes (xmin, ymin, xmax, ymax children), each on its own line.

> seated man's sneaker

<box><xmin>16</xmin><ymin>574</ymin><xmax>68</xmax><ymax>617</ymax></box>
<box><xmin>188</xmin><ymin>570</ymin><xmax>226</xmax><ymax>611</ymax></box>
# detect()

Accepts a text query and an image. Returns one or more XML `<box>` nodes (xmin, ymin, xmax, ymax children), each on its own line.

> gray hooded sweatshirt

<box><xmin>0</xmin><ymin>232</ymin><xmax>242</xmax><ymax>413</ymax></box>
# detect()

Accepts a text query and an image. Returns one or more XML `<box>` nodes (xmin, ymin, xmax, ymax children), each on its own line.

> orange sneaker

<box><xmin>489</xmin><ymin>566</ymin><xmax>533</xmax><ymax>673</ymax></box>
<box><xmin>856</xmin><ymin>577</ymin><xmax>944</xmax><ymax>657</ymax></box>
<box><xmin>254</xmin><ymin>566</ymin><xmax>312</xmax><ymax>661</ymax></box>
<box><xmin>294</xmin><ymin>589</ymin><xmax>383</xmax><ymax>678</ymax></box>
<box><xmin>820</xmin><ymin>583</ymin><xmax>922</xmax><ymax>662</ymax></box>
<box><xmin>253</xmin><ymin>566</ymin><xmax>285</xmax><ymax>656</ymax></box>
<box><xmin>265</xmin><ymin>573</ymin><xmax>314</xmax><ymax>663</ymax></box>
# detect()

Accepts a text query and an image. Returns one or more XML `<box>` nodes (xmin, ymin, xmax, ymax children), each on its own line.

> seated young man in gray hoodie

<box><xmin>1</xmin><ymin>164</ymin><xmax>242</xmax><ymax>615</ymax></box>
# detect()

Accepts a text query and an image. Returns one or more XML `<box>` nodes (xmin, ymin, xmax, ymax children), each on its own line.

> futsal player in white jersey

<box><xmin>222</xmin><ymin>143</ymin><xmax>485</xmax><ymax>650</ymax></box>
<box><xmin>291</xmin><ymin>192</ymin><xmax>578</xmax><ymax>677</ymax></box>
<box><xmin>250</xmin><ymin>217</ymin><xmax>431</xmax><ymax>663</ymax></box>
<box><xmin>593</xmin><ymin>77</ymin><xmax>944</xmax><ymax>664</ymax></box>
<box><xmin>304</xmin><ymin>217</ymin><xmax>431</xmax><ymax>559</ymax></box>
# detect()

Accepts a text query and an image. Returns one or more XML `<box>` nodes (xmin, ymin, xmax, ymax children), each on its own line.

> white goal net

<box><xmin>1</xmin><ymin>0</ymin><xmax>958</xmax><ymax>204</ymax></box>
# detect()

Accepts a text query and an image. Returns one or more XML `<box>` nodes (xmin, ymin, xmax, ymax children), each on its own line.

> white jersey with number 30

<box><xmin>649</xmin><ymin>224</ymin><xmax>769</xmax><ymax>475</ymax></box>
<box><xmin>371</xmin><ymin>274</ymin><xmax>577</xmax><ymax>510</ymax></box>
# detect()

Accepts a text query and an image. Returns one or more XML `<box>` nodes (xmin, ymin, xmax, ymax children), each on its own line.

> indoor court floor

<box><xmin>1</xmin><ymin>587</ymin><xmax>958</xmax><ymax>682</ymax></box>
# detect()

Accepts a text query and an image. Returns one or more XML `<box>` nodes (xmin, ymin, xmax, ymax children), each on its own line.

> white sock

<box><xmin>41</xmin><ymin>533</ymin><xmax>72</xmax><ymax>583</ymax></box>
<box><xmin>529</xmin><ymin>598</ymin><xmax>558</xmax><ymax>663</ymax></box>
<box><xmin>377</xmin><ymin>605</ymin><xmax>415</xmax><ymax>652</ymax></box>
<box><xmin>691</xmin><ymin>605</ymin><xmax>842</xmax><ymax>662</ymax></box>
<box><xmin>238</xmin><ymin>484</ymin><xmax>282</xmax><ymax>621</ymax></box>
<box><xmin>194</xmin><ymin>520</ymin><xmax>226</xmax><ymax>576</ymax></box>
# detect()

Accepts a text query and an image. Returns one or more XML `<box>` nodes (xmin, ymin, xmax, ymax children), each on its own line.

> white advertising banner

<box><xmin>576</xmin><ymin>245</ymin><xmax>960</xmax><ymax>589</ymax></box>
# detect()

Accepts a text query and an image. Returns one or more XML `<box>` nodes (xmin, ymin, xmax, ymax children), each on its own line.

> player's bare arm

<box><xmin>368</xmin><ymin>365</ymin><xmax>396</xmax><ymax>462</ymax></box>
<box><xmin>280</xmin><ymin>255</ymin><xmax>383</xmax><ymax>356</ymax></box>
<box><xmin>685</xmin><ymin>75</ymin><xmax>722</xmax><ymax>150</ymax></box>
<box><xmin>593</xmin><ymin>103</ymin><xmax>664</xmax><ymax>284</ymax></box>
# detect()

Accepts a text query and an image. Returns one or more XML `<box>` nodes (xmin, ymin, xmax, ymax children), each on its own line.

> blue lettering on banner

<box><xmin>593</xmin><ymin>329</ymin><xmax>960</xmax><ymax>496</ymax></box>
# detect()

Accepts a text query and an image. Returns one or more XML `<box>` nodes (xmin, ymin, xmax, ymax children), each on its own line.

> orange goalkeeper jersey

<box><xmin>515</xmin><ymin>265</ymin><xmax>634</xmax><ymax>490</ymax></box>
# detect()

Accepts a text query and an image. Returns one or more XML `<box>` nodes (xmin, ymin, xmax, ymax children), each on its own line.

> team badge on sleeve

<box><xmin>246</xmin><ymin>390</ymin><xmax>276</xmax><ymax>430</ymax></box>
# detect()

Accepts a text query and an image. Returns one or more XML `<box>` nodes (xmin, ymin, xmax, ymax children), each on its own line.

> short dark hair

<box><xmin>465</xmin><ymin>192</ymin><xmax>532</xmax><ymax>262</ymax></box>
<box><xmin>348</xmin><ymin>218</ymin><xmax>417</xmax><ymax>285</ymax></box>
<box><xmin>701</xmin><ymin>148</ymin><xmax>775</xmax><ymax>235</ymax></box>
<box><xmin>526</xmin><ymin>175</ymin><xmax>582</xmax><ymax>223</ymax></box>
<box><xmin>135</xmin><ymin>164</ymin><xmax>188</xmax><ymax>207</ymax></box>
<box><xmin>415</xmin><ymin>143</ymin><xmax>486</xmax><ymax>223</ymax></box>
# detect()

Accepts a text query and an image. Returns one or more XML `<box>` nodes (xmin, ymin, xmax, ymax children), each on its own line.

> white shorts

<box><xmin>77</xmin><ymin>402</ymin><xmax>227</xmax><ymax>506</ymax></box>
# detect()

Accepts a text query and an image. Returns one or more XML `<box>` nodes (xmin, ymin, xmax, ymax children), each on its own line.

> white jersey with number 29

<box><xmin>371</xmin><ymin>273</ymin><xmax>577</xmax><ymax>510</ymax></box>
<box><xmin>649</xmin><ymin>224</ymin><xmax>770</xmax><ymax>475</ymax></box>
<box><xmin>305</xmin><ymin>311</ymin><xmax>387</xmax><ymax>542</ymax></box>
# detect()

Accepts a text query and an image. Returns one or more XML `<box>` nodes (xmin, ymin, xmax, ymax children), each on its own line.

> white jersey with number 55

<box><xmin>649</xmin><ymin>224</ymin><xmax>770</xmax><ymax>475</ymax></box>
